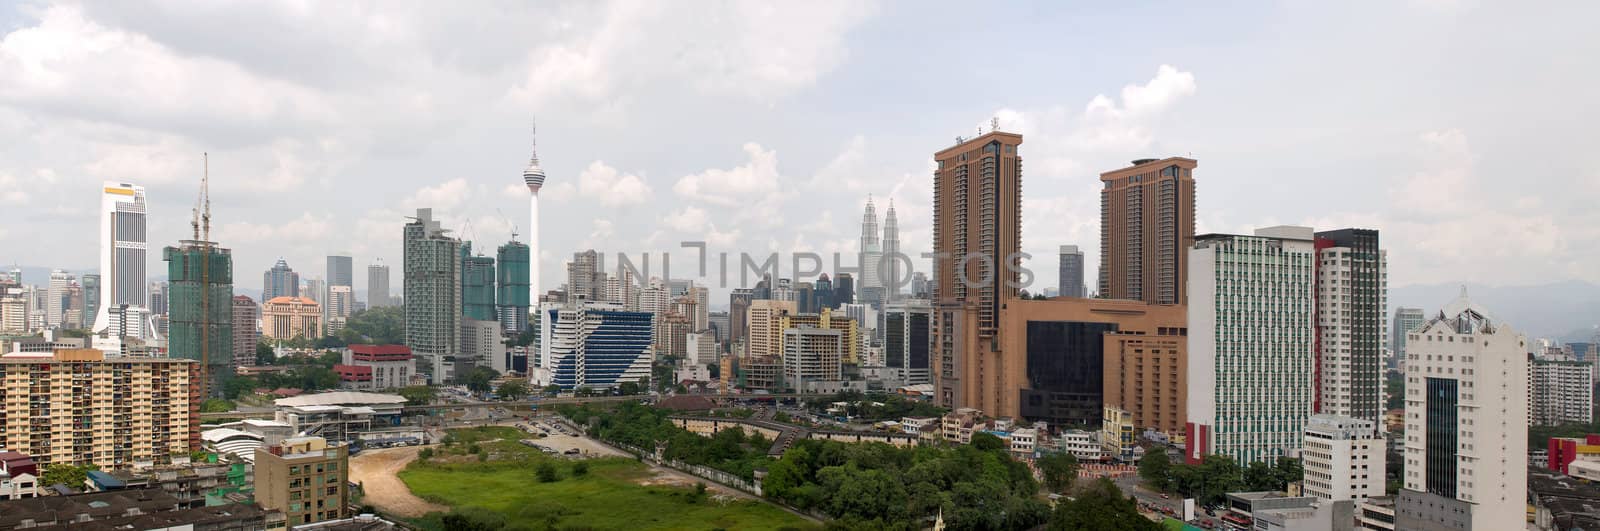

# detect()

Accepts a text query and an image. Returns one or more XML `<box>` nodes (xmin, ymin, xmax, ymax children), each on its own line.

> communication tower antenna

<box><xmin>990</xmin><ymin>116</ymin><xmax>999</xmax><ymax>132</ymax></box>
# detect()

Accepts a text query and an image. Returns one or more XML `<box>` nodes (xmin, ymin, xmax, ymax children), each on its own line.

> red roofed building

<box><xmin>341</xmin><ymin>345</ymin><xmax>414</xmax><ymax>390</ymax></box>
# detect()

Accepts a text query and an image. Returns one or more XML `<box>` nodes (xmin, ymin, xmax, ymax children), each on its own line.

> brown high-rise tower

<box><xmin>1098</xmin><ymin>157</ymin><xmax>1196</xmax><ymax>305</ymax></box>
<box><xmin>931</xmin><ymin>131</ymin><xmax>1023</xmax><ymax>409</ymax></box>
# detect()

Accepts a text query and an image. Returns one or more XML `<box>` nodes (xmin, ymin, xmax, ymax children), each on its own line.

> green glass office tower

<box><xmin>164</xmin><ymin>242</ymin><xmax>234</xmax><ymax>397</ymax></box>
<box><xmin>497</xmin><ymin>241</ymin><xmax>531</xmax><ymax>333</ymax></box>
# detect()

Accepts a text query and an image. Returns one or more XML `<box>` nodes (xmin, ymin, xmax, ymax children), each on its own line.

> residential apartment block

<box><xmin>1098</xmin><ymin>157</ymin><xmax>1197</xmax><ymax>306</ymax></box>
<box><xmin>0</xmin><ymin>349</ymin><xmax>199</xmax><ymax>469</ymax></box>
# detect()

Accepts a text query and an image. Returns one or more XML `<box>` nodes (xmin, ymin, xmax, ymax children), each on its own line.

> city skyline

<box><xmin>1</xmin><ymin>2</ymin><xmax>1596</xmax><ymax>310</ymax></box>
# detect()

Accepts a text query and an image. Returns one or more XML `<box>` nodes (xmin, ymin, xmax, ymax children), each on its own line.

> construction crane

<box><xmin>496</xmin><ymin>208</ymin><xmax>519</xmax><ymax>242</ymax></box>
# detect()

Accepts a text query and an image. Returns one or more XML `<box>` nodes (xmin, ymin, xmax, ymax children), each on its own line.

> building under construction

<box><xmin>164</xmin><ymin>154</ymin><xmax>234</xmax><ymax>397</ymax></box>
<box><xmin>165</xmin><ymin>243</ymin><xmax>233</xmax><ymax>397</ymax></box>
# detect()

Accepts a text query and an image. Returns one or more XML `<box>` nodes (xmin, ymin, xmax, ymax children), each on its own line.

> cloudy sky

<box><xmin>1</xmin><ymin>1</ymin><xmax>1596</xmax><ymax>307</ymax></box>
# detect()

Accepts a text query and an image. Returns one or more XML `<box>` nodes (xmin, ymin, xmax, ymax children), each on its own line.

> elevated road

<box><xmin>200</xmin><ymin>392</ymin><xmax>812</xmax><ymax>421</ymax></box>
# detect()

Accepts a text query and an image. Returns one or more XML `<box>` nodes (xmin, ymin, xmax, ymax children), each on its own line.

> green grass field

<box><xmin>398</xmin><ymin>430</ymin><xmax>816</xmax><ymax>531</ymax></box>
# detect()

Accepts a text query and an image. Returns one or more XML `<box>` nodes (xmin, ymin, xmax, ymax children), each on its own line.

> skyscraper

<box><xmin>859</xmin><ymin>197</ymin><xmax>882</xmax><ymax>293</ymax></box>
<box><xmin>882</xmin><ymin>199</ymin><xmax>901</xmax><ymax>298</ymax></box>
<box><xmin>233</xmin><ymin>295</ymin><xmax>259</xmax><ymax>369</ymax></box>
<box><xmin>1391</xmin><ymin>307</ymin><xmax>1425</xmax><ymax>365</ymax></box>
<box><xmin>461</xmin><ymin>244</ymin><xmax>497</xmax><ymax>322</ymax></box>
<box><xmin>1058</xmin><ymin>245</ymin><xmax>1085</xmax><ymax>298</ymax></box>
<box><xmin>1186</xmin><ymin>226</ymin><xmax>1316</xmax><ymax>466</ymax></box>
<box><xmin>303</xmin><ymin>278</ymin><xmax>325</xmax><ymax>308</ymax></box>
<box><xmin>262</xmin><ymin>259</ymin><xmax>300</xmax><ymax>301</ymax></box>
<box><xmin>404</xmin><ymin>208</ymin><xmax>463</xmax><ymax>384</ymax></box>
<box><xmin>832</xmin><ymin>273</ymin><xmax>853</xmax><ymax>309</ymax></box>
<box><xmin>46</xmin><ymin>269</ymin><xmax>69</xmax><ymax>328</ymax></box>
<box><xmin>884</xmin><ymin>299</ymin><xmax>932</xmax><ymax>385</ymax></box>
<box><xmin>521</xmin><ymin>124</ymin><xmax>546</xmax><ymax>312</ymax></box>
<box><xmin>932</xmin><ymin>130</ymin><xmax>1024</xmax><ymax>409</ymax></box>
<box><xmin>1313</xmin><ymin>229</ymin><xmax>1386</xmax><ymax>427</ymax></box>
<box><xmin>1397</xmin><ymin>292</ymin><xmax>1527</xmax><ymax>531</ymax></box>
<box><xmin>367</xmin><ymin>262</ymin><xmax>391</xmax><ymax>308</ymax></box>
<box><xmin>566</xmin><ymin>250</ymin><xmax>601</xmax><ymax>303</ymax></box>
<box><xmin>92</xmin><ymin>182</ymin><xmax>149</xmax><ymax>336</ymax></box>
<box><xmin>81</xmin><ymin>274</ymin><xmax>100</xmax><ymax>330</ymax></box>
<box><xmin>148</xmin><ymin>281</ymin><xmax>168</xmax><ymax>316</ymax></box>
<box><xmin>497</xmin><ymin>240</ymin><xmax>531</xmax><ymax>333</ymax></box>
<box><xmin>729</xmin><ymin>288</ymin><xmax>753</xmax><ymax>351</ymax></box>
<box><xmin>1098</xmin><ymin>157</ymin><xmax>1196</xmax><ymax>305</ymax></box>
<box><xmin>326</xmin><ymin>255</ymin><xmax>353</xmax><ymax>290</ymax></box>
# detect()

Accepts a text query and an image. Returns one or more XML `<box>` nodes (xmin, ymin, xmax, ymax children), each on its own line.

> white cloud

<box><xmin>575</xmin><ymin>161</ymin><xmax>652</xmax><ymax>207</ymax></box>
<box><xmin>506</xmin><ymin>1</ymin><xmax>877</xmax><ymax>111</ymax></box>
<box><xmin>215</xmin><ymin>212</ymin><xmax>333</xmax><ymax>244</ymax></box>
<box><xmin>673</xmin><ymin>142</ymin><xmax>782</xmax><ymax>206</ymax></box>
<box><xmin>665</xmin><ymin>206</ymin><xmax>710</xmax><ymax>232</ymax></box>
<box><xmin>403</xmin><ymin>178</ymin><xmax>471</xmax><ymax>211</ymax></box>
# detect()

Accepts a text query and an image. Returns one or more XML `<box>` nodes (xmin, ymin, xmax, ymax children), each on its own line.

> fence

<box><xmin>606</xmin><ymin>440</ymin><xmax>765</xmax><ymax>497</ymax></box>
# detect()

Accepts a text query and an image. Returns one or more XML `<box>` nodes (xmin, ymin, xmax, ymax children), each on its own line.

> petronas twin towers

<box><xmin>858</xmin><ymin>196</ymin><xmax>900</xmax><ymax>303</ymax></box>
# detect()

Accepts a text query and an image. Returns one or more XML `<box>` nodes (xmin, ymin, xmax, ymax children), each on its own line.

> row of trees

<box><xmin>763</xmin><ymin>434</ymin><xmax>1048</xmax><ymax>529</ymax></box>
<box><xmin>558</xmin><ymin>402</ymin><xmax>773</xmax><ymax>481</ymax></box>
<box><xmin>1138</xmin><ymin>451</ymin><xmax>1303</xmax><ymax>505</ymax></box>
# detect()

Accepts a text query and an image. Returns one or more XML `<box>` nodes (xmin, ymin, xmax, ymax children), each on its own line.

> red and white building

<box><xmin>336</xmin><ymin>345</ymin><xmax>414</xmax><ymax>391</ymax></box>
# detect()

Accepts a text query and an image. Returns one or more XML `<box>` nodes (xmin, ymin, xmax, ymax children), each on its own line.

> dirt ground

<box><xmin>348</xmin><ymin>446</ymin><xmax>449</xmax><ymax>518</ymax></box>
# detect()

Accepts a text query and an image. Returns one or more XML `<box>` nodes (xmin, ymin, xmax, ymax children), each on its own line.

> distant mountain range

<box><xmin>1391</xmin><ymin>279</ymin><xmax>1600</xmax><ymax>343</ymax></box>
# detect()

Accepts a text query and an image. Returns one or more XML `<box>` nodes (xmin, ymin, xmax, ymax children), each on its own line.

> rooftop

<box><xmin>275</xmin><ymin>391</ymin><xmax>406</xmax><ymax>408</ymax></box>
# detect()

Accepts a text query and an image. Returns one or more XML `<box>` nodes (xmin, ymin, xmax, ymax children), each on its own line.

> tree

<box><xmin>40</xmin><ymin>463</ymin><xmax>98</xmax><ymax>488</ymax></box>
<box><xmin>200</xmin><ymin>398</ymin><xmax>236</xmax><ymax>413</ymax></box>
<box><xmin>496</xmin><ymin>381</ymin><xmax>529</xmax><ymax>401</ymax></box>
<box><xmin>1273</xmin><ymin>456</ymin><xmax>1303</xmax><ymax>489</ymax></box>
<box><xmin>970</xmin><ymin>432</ymin><xmax>1005</xmax><ymax>452</ymax></box>
<box><xmin>618</xmin><ymin>381</ymin><xmax>642</xmax><ymax>396</ymax></box>
<box><xmin>1048</xmin><ymin>478</ymin><xmax>1161</xmax><ymax>531</ymax></box>
<box><xmin>461</xmin><ymin>367</ymin><xmax>498</xmax><ymax>394</ymax></box>
<box><xmin>1138</xmin><ymin>450</ymin><xmax>1172</xmax><ymax>492</ymax></box>
<box><xmin>1243</xmin><ymin>460</ymin><xmax>1276</xmax><ymax>491</ymax></box>
<box><xmin>255</xmin><ymin>343</ymin><xmax>276</xmax><ymax>366</ymax></box>
<box><xmin>337</xmin><ymin>306</ymin><xmax>405</xmax><ymax>345</ymax></box>
<box><xmin>398</xmin><ymin>386</ymin><xmax>436</xmax><ymax>406</ymax></box>
<box><xmin>1038</xmin><ymin>452</ymin><xmax>1079</xmax><ymax>493</ymax></box>
<box><xmin>222</xmin><ymin>376</ymin><xmax>259</xmax><ymax>400</ymax></box>
<box><xmin>535</xmin><ymin>461</ymin><xmax>559</xmax><ymax>482</ymax></box>
<box><xmin>571</xmin><ymin>461</ymin><xmax>588</xmax><ymax>476</ymax></box>
<box><xmin>542</xmin><ymin>384</ymin><xmax>562</xmax><ymax>396</ymax></box>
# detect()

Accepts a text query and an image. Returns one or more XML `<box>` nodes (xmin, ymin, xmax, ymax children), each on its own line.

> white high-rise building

<box><xmin>1396</xmin><ymin>292</ymin><xmax>1527</xmax><ymax>531</ymax></box>
<box><xmin>1186</xmin><ymin>226</ymin><xmax>1316</xmax><ymax>466</ymax></box>
<box><xmin>1529</xmin><ymin>357</ymin><xmax>1593</xmax><ymax>426</ymax></box>
<box><xmin>859</xmin><ymin>197</ymin><xmax>882</xmax><ymax>291</ymax></box>
<box><xmin>1302</xmin><ymin>414</ymin><xmax>1386</xmax><ymax>503</ymax></box>
<box><xmin>690</xmin><ymin>285</ymin><xmax>709</xmax><ymax>331</ymax></box>
<box><xmin>46</xmin><ymin>269</ymin><xmax>71</xmax><ymax>328</ymax></box>
<box><xmin>1314</xmin><ymin>229</ymin><xmax>1387</xmax><ymax>428</ymax></box>
<box><xmin>522</xmin><ymin>124</ymin><xmax>546</xmax><ymax>313</ymax></box>
<box><xmin>92</xmin><ymin>182</ymin><xmax>150</xmax><ymax>335</ymax></box>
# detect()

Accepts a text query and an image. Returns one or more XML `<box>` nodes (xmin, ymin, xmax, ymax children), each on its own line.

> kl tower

<box><xmin>522</xmin><ymin>123</ymin><xmax>546</xmax><ymax>308</ymax></box>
